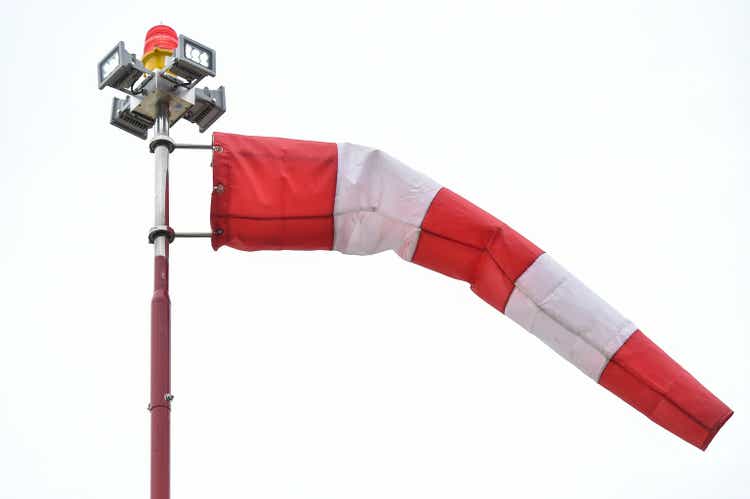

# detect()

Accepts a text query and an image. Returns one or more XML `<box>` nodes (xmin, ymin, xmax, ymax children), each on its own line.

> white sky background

<box><xmin>1</xmin><ymin>1</ymin><xmax>748</xmax><ymax>497</ymax></box>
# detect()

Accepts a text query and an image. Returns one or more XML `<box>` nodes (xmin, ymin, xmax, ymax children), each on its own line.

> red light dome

<box><xmin>143</xmin><ymin>25</ymin><xmax>178</xmax><ymax>55</ymax></box>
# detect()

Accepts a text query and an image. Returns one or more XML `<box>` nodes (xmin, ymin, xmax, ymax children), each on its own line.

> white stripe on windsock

<box><xmin>333</xmin><ymin>143</ymin><xmax>442</xmax><ymax>260</ymax></box>
<box><xmin>505</xmin><ymin>253</ymin><xmax>638</xmax><ymax>379</ymax></box>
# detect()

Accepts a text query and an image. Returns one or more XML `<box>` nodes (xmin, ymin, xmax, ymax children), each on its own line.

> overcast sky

<box><xmin>1</xmin><ymin>1</ymin><xmax>748</xmax><ymax>498</ymax></box>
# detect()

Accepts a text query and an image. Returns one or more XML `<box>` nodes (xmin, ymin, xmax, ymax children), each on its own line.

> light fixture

<box><xmin>99</xmin><ymin>28</ymin><xmax>226</xmax><ymax>140</ymax></box>
<box><xmin>166</xmin><ymin>35</ymin><xmax>216</xmax><ymax>84</ymax></box>
<box><xmin>184</xmin><ymin>86</ymin><xmax>226</xmax><ymax>133</ymax></box>
<box><xmin>97</xmin><ymin>41</ymin><xmax>150</xmax><ymax>94</ymax></box>
<box><xmin>110</xmin><ymin>96</ymin><xmax>155</xmax><ymax>139</ymax></box>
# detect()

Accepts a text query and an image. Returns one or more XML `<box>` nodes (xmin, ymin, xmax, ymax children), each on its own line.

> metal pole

<box><xmin>150</xmin><ymin>101</ymin><xmax>171</xmax><ymax>499</ymax></box>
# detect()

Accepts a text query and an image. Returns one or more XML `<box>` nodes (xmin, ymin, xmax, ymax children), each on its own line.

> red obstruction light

<box><xmin>142</xmin><ymin>25</ymin><xmax>179</xmax><ymax>71</ymax></box>
<box><xmin>143</xmin><ymin>25</ymin><xmax>178</xmax><ymax>55</ymax></box>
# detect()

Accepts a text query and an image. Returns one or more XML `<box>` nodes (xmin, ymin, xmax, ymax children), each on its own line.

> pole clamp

<box><xmin>148</xmin><ymin>225</ymin><xmax>175</xmax><ymax>244</ymax></box>
<box><xmin>149</xmin><ymin>134</ymin><xmax>176</xmax><ymax>153</ymax></box>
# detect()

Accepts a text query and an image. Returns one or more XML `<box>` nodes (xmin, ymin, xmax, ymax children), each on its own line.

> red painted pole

<box><xmin>150</xmin><ymin>103</ymin><xmax>171</xmax><ymax>499</ymax></box>
<box><xmin>150</xmin><ymin>255</ymin><xmax>170</xmax><ymax>498</ymax></box>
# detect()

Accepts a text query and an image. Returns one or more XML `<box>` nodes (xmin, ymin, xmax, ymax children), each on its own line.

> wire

<box><xmin>130</xmin><ymin>80</ymin><xmax>144</xmax><ymax>95</ymax></box>
<box><xmin>130</xmin><ymin>74</ymin><xmax>194</xmax><ymax>96</ymax></box>
<box><xmin>177</xmin><ymin>79</ymin><xmax>196</xmax><ymax>89</ymax></box>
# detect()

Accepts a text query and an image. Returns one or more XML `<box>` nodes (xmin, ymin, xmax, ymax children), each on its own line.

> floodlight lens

<box><xmin>101</xmin><ymin>51</ymin><xmax>120</xmax><ymax>80</ymax></box>
<box><xmin>185</xmin><ymin>42</ymin><xmax>210</xmax><ymax>68</ymax></box>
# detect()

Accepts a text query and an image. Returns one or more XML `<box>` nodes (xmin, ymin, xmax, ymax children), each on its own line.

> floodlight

<box><xmin>110</xmin><ymin>96</ymin><xmax>155</xmax><ymax>139</ymax></box>
<box><xmin>97</xmin><ymin>41</ymin><xmax>150</xmax><ymax>94</ymax></box>
<box><xmin>184</xmin><ymin>86</ymin><xmax>226</xmax><ymax>132</ymax></box>
<box><xmin>166</xmin><ymin>35</ymin><xmax>216</xmax><ymax>84</ymax></box>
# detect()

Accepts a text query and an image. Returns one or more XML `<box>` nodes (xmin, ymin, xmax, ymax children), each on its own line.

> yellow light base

<box><xmin>142</xmin><ymin>47</ymin><xmax>174</xmax><ymax>71</ymax></box>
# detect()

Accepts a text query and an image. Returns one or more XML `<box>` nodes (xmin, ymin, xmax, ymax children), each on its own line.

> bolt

<box><xmin>164</xmin><ymin>393</ymin><xmax>174</xmax><ymax>402</ymax></box>
<box><xmin>213</xmin><ymin>145</ymin><xmax>223</xmax><ymax>152</ymax></box>
<box><xmin>213</xmin><ymin>184</ymin><xmax>224</xmax><ymax>193</ymax></box>
<box><xmin>215</xmin><ymin>228</ymin><xmax>224</xmax><ymax>236</ymax></box>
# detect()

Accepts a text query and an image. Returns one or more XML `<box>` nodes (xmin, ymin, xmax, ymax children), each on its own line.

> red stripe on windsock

<box><xmin>211</xmin><ymin>133</ymin><xmax>338</xmax><ymax>251</ymax></box>
<box><xmin>412</xmin><ymin>188</ymin><xmax>543</xmax><ymax>312</ymax></box>
<box><xmin>599</xmin><ymin>330</ymin><xmax>733</xmax><ymax>450</ymax></box>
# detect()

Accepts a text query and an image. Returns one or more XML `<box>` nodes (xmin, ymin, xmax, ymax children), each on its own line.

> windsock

<box><xmin>209</xmin><ymin>132</ymin><xmax>733</xmax><ymax>450</ymax></box>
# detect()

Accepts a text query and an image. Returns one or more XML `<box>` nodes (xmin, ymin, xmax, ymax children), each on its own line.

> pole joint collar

<box><xmin>149</xmin><ymin>134</ymin><xmax>176</xmax><ymax>153</ymax></box>
<box><xmin>148</xmin><ymin>225</ymin><xmax>175</xmax><ymax>244</ymax></box>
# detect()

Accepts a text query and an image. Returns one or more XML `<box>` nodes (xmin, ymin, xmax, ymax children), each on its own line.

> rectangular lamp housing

<box><xmin>166</xmin><ymin>35</ymin><xmax>216</xmax><ymax>84</ymax></box>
